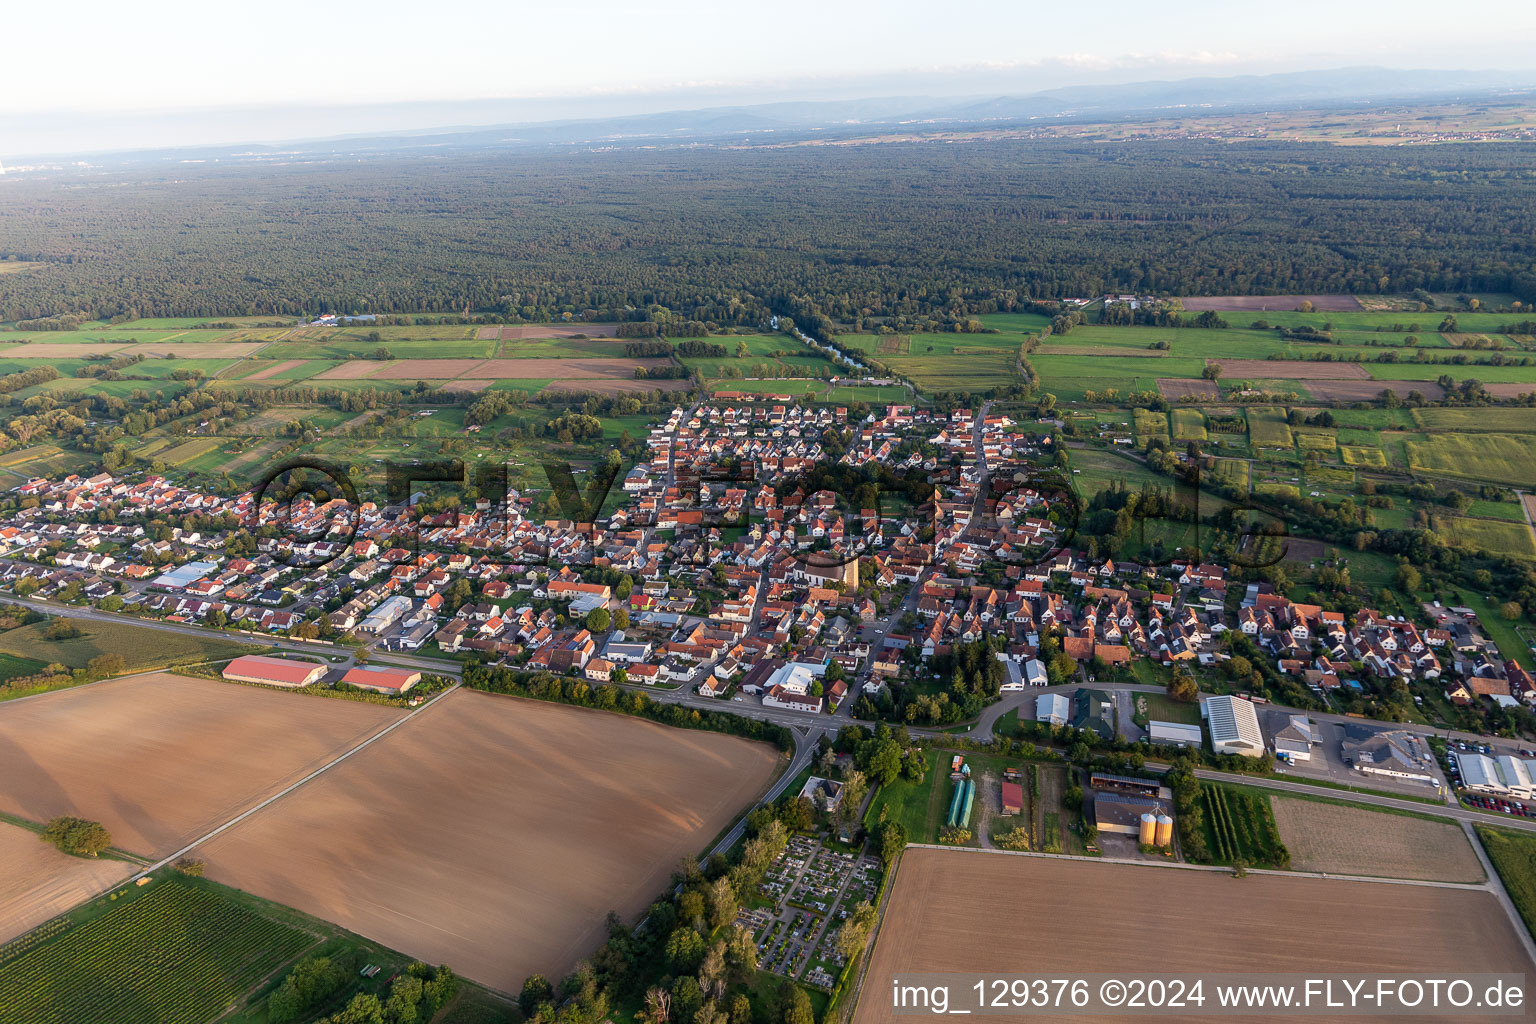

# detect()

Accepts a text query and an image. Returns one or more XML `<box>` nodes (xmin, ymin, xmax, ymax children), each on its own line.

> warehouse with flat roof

<box><xmin>1202</xmin><ymin>694</ymin><xmax>1265</xmax><ymax>757</ymax></box>
<box><xmin>1148</xmin><ymin>721</ymin><xmax>1203</xmax><ymax>747</ymax></box>
<box><xmin>222</xmin><ymin>654</ymin><xmax>327</xmax><ymax>689</ymax></box>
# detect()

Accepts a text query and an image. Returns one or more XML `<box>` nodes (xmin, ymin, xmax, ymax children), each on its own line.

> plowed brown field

<box><xmin>0</xmin><ymin>822</ymin><xmax>133</xmax><ymax>943</ymax></box>
<box><xmin>854</xmin><ymin>847</ymin><xmax>1531</xmax><ymax>1024</ymax></box>
<box><xmin>200</xmin><ymin>689</ymin><xmax>780</xmax><ymax>992</ymax></box>
<box><xmin>0</xmin><ymin>672</ymin><xmax>401</xmax><ymax>857</ymax></box>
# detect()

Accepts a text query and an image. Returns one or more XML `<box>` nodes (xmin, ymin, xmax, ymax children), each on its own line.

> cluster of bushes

<box><xmin>41</xmin><ymin>815</ymin><xmax>113</xmax><ymax>857</ymax></box>
<box><xmin>0</xmin><ymin>364</ymin><xmax>59</xmax><ymax>395</ymax></box>
<box><xmin>268</xmin><ymin>953</ymin><xmax>457</xmax><ymax>1024</ymax></box>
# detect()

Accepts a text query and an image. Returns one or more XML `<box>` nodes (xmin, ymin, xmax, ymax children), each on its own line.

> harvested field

<box><xmin>1482</xmin><ymin>381</ymin><xmax>1536</xmax><ymax>399</ymax></box>
<box><xmin>543</xmin><ymin>378</ymin><xmax>693</xmax><ymax>396</ymax></box>
<box><xmin>1304</xmin><ymin>379</ymin><xmax>1445</xmax><ymax>401</ymax></box>
<box><xmin>0</xmin><ymin>821</ymin><xmax>134</xmax><ymax>943</ymax></box>
<box><xmin>853</xmin><ymin>847</ymin><xmax>1532</xmax><ymax>1024</ymax></box>
<box><xmin>0</xmin><ymin>343</ymin><xmax>127</xmax><ymax>358</ymax></box>
<box><xmin>1270</xmin><ymin>799</ymin><xmax>1482</xmax><ymax>882</ymax></box>
<box><xmin>875</xmin><ymin>335</ymin><xmax>910</xmax><ymax>355</ymax></box>
<box><xmin>460</xmin><ymin>357</ymin><xmax>667</xmax><ymax>379</ymax></box>
<box><xmin>128</xmin><ymin>343</ymin><xmax>266</xmax><ymax>358</ymax></box>
<box><xmin>1210</xmin><ymin>359</ymin><xmax>1370</xmax><ymax>379</ymax></box>
<box><xmin>491</xmin><ymin>323</ymin><xmax>620</xmax><ymax>339</ymax></box>
<box><xmin>438</xmin><ymin>378</ymin><xmax>494</xmax><ymax>393</ymax></box>
<box><xmin>201</xmin><ymin>689</ymin><xmax>779</xmax><ymax>992</ymax></box>
<box><xmin>1179</xmin><ymin>295</ymin><xmax>1362</xmax><ymax>312</ymax></box>
<box><xmin>1157</xmin><ymin>377</ymin><xmax>1218</xmax><ymax>400</ymax></box>
<box><xmin>369</xmin><ymin>358</ymin><xmax>488</xmax><ymax>380</ymax></box>
<box><xmin>312</xmin><ymin>361</ymin><xmax>383</xmax><ymax>380</ymax></box>
<box><xmin>0</xmin><ymin>672</ymin><xmax>400</xmax><ymax>857</ymax></box>
<box><xmin>242</xmin><ymin>358</ymin><xmax>307</xmax><ymax>381</ymax></box>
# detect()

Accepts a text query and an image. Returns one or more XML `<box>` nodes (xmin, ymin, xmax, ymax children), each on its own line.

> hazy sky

<box><xmin>5</xmin><ymin>0</ymin><xmax>1535</xmax><ymax>154</ymax></box>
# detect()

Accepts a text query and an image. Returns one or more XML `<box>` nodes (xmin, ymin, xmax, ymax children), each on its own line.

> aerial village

<box><xmin>2</xmin><ymin>399</ymin><xmax>1532</xmax><ymax>726</ymax></box>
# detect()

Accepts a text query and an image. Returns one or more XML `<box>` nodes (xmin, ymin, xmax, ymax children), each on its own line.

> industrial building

<box><xmin>150</xmin><ymin>560</ymin><xmax>220</xmax><ymax>591</ymax></box>
<box><xmin>222</xmin><ymin>654</ymin><xmax>327</xmax><ymax>689</ymax></box>
<box><xmin>1268</xmin><ymin>713</ymin><xmax>1318</xmax><ymax>762</ymax></box>
<box><xmin>1459</xmin><ymin>753</ymin><xmax>1536</xmax><ymax>799</ymax></box>
<box><xmin>1036</xmin><ymin>693</ymin><xmax>1069</xmax><ymax>727</ymax></box>
<box><xmin>360</xmin><ymin>595</ymin><xmax>414</xmax><ymax>634</ymax></box>
<box><xmin>340</xmin><ymin>664</ymin><xmax>422</xmax><ymax>695</ymax></box>
<box><xmin>1202</xmin><ymin>694</ymin><xmax>1265</xmax><ymax>757</ymax></box>
<box><xmin>1340</xmin><ymin>727</ymin><xmax>1437</xmax><ymax>785</ymax></box>
<box><xmin>1147</xmin><ymin>721</ymin><xmax>1202</xmax><ymax>747</ymax></box>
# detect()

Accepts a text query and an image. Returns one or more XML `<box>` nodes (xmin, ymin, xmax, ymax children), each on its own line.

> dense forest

<box><xmin>0</xmin><ymin>139</ymin><xmax>1533</xmax><ymax>323</ymax></box>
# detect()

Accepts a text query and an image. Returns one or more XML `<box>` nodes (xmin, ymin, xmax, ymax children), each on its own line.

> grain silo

<box><xmin>1155</xmin><ymin>814</ymin><xmax>1174</xmax><ymax>847</ymax></box>
<box><xmin>1138</xmin><ymin>813</ymin><xmax>1157</xmax><ymax>845</ymax></box>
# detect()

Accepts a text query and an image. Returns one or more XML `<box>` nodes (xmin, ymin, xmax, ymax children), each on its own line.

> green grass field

<box><xmin>1206</xmin><ymin>458</ymin><xmax>1251</xmax><ymax>490</ymax></box>
<box><xmin>1435</xmin><ymin>516</ymin><xmax>1536</xmax><ymax>561</ymax></box>
<box><xmin>1411</xmin><ymin>407</ymin><xmax>1536</xmax><ymax>433</ymax></box>
<box><xmin>1405</xmin><ymin>433</ymin><xmax>1536</xmax><ymax>488</ymax></box>
<box><xmin>0</xmin><ymin>878</ymin><xmax>314</xmax><ymax>1024</ymax></box>
<box><xmin>0</xmin><ymin>650</ymin><xmax>48</xmax><ymax>682</ymax></box>
<box><xmin>0</xmin><ymin>620</ymin><xmax>245</xmax><ymax>674</ymax></box>
<box><xmin>1339</xmin><ymin>444</ymin><xmax>1387</xmax><ymax>468</ymax></box>
<box><xmin>1246</xmin><ymin>407</ymin><xmax>1294</xmax><ymax>448</ymax></box>
<box><xmin>1171</xmin><ymin>408</ymin><xmax>1207</xmax><ymax>441</ymax></box>
<box><xmin>1293</xmin><ymin>429</ymin><xmax>1337</xmax><ymax>452</ymax></box>
<box><xmin>864</xmin><ymin>750</ymin><xmax>946</xmax><ymax>842</ymax></box>
<box><xmin>1476</xmin><ymin>826</ymin><xmax>1536</xmax><ymax>940</ymax></box>
<box><xmin>1133</xmin><ymin>409</ymin><xmax>1170</xmax><ymax>445</ymax></box>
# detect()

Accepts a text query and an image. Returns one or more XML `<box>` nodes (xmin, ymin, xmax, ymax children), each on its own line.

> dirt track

<box><xmin>0</xmin><ymin>822</ymin><xmax>133</xmax><ymax>943</ymax></box>
<box><xmin>0</xmin><ymin>673</ymin><xmax>401</xmax><ymax>857</ymax></box>
<box><xmin>854</xmin><ymin>847</ymin><xmax>1532</xmax><ymax>1024</ymax></box>
<box><xmin>199</xmin><ymin>689</ymin><xmax>780</xmax><ymax>992</ymax></box>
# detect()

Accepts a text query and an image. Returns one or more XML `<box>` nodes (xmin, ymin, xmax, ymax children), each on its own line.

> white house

<box><xmin>1035</xmin><ymin>693</ymin><xmax>1069</xmax><ymax>727</ymax></box>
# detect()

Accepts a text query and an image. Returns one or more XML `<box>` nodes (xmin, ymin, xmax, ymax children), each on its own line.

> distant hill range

<box><xmin>22</xmin><ymin>66</ymin><xmax>1536</xmax><ymax>165</ymax></box>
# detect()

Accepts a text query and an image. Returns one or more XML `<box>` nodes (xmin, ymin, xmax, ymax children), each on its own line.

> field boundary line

<box><xmin>122</xmin><ymin>681</ymin><xmax>462</xmax><ymax>884</ymax></box>
<box><xmin>902</xmin><ymin>843</ymin><xmax>1493</xmax><ymax>891</ymax></box>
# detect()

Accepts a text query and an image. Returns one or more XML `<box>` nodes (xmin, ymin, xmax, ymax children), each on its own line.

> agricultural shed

<box><xmin>1092</xmin><ymin>793</ymin><xmax>1168</xmax><ymax>836</ymax></box>
<box><xmin>222</xmin><ymin>655</ymin><xmax>327</xmax><ymax>688</ymax></box>
<box><xmin>1148</xmin><ymin>721</ymin><xmax>1202</xmax><ymax>747</ymax></box>
<box><xmin>341</xmin><ymin>665</ymin><xmax>422</xmax><ymax>695</ymax></box>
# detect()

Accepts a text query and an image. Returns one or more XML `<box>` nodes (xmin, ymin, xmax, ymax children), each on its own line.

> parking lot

<box><xmin>1443</xmin><ymin>741</ymin><xmax>1536</xmax><ymax>821</ymax></box>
